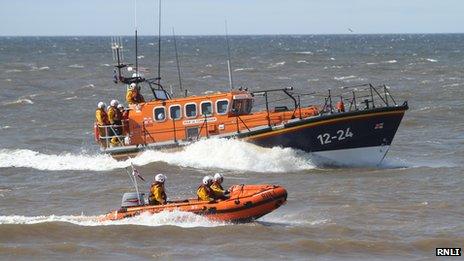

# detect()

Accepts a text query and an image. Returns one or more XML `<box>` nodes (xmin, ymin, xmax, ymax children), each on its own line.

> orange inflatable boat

<box><xmin>100</xmin><ymin>184</ymin><xmax>287</xmax><ymax>223</ymax></box>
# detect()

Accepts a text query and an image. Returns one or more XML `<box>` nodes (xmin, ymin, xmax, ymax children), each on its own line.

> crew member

<box><xmin>336</xmin><ymin>97</ymin><xmax>345</xmax><ymax>113</ymax></box>
<box><xmin>210</xmin><ymin>173</ymin><xmax>229</xmax><ymax>200</ymax></box>
<box><xmin>107</xmin><ymin>99</ymin><xmax>119</xmax><ymax>125</ymax></box>
<box><xmin>197</xmin><ymin>176</ymin><xmax>215</xmax><ymax>202</ymax></box>
<box><xmin>95</xmin><ymin>101</ymin><xmax>110</xmax><ymax>145</ymax></box>
<box><xmin>149</xmin><ymin>174</ymin><xmax>167</xmax><ymax>205</ymax></box>
<box><xmin>118</xmin><ymin>104</ymin><xmax>129</xmax><ymax>134</ymax></box>
<box><xmin>117</xmin><ymin>103</ymin><xmax>125</xmax><ymax>116</ymax></box>
<box><xmin>107</xmin><ymin>100</ymin><xmax>122</xmax><ymax>146</ymax></box>
<box><xmin>126</xmin><ymin>83</ymin><xmax>145</xmax><ymax>105</ymax></box>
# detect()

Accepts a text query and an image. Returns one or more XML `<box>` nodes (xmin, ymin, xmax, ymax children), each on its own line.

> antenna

<box><xmin>134</xmin><ymin>0</ymin><xmax>138</xmax><ymax>79</ymax></box>
<box><xmin>111</xmin><ymin>36</ymin><xmax>125</xmax><ymax>81</ymax></box>
<box><xmin>225</xmin><ymin>20</ymin><xmax>234</xmax><ymax>90</ymax></box>
<box><xmin>172</xmin><ymin>28</ymin><xmax>183</xmax><ymax>94</ymax></box>
<box><xmin>156</xmin><ymin>0</ymin><xmax>162</xmax><ymax>83</ymax></box>
<box><xmin>120</xmin><ymin>37</ymin><xmax>124</xmax><ymax>61</ymax></box>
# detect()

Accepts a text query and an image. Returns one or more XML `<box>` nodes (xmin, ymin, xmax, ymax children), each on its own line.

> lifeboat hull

<box><xmin>246</xmin><ymin>104</ymin><xmax>408</xmax><ymax>166</ymax></box>
<box><xmin>100</xmin><ymin>185</ymin><xmax>287</xmax><ymax>223</ymax></box>
<box><xmin>105</xmin><ymin>104</ymin><xmax>408</xmax><ymax>166</ymax></box>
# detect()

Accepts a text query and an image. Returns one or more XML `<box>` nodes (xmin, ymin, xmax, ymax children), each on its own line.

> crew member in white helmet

<box><xmin>210</xmin><ymin>173</ymin><xmax>229</xmax><ymax>200</ymax></box>
<box><xmin>95</xmin><ymin>101</ymin><xmax>110</xmax><ymax>146</ymax></box>
<box><xmin>107</xmin><ymin>99</ymin><xmax>122</xmax><ymax>145</ymax></box>
<box><xmin>197</xmin><ymin>176</ymin><xmax>215</xmax><ymax>201</ymax></box>
<box><xmin>126</xmin><ymin>83</ymin><xmax>145</xmax><ymax>105</ymax></box>
<box><xmin>149</xmin><ymin>174</ymin><xmax>167</xmax><ymax>205</ymax></box>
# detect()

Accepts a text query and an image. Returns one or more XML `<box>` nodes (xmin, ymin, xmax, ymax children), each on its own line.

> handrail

<box><xmin>291</xmin><ymin>83</ymin><xmax>400</xmax><ymax>115</ymax></box>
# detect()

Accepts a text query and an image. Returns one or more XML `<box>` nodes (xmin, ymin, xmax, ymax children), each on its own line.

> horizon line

<box><xmin>1</xmin><ymin>32</ymin><xmax>463</xmax><ymax>37</ymax></box>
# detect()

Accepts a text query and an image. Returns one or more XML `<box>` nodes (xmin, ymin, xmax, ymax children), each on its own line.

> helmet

<box><xmin>127</xmin><ymin>66</ymin><xmax>133</xmax><ymax>72</ymax></box>
<box><xmin>213</xmin><ymin>173</ymin><xmax>223</xmax><ymax>183</ymax></box>
<box><xmin>202</xmin><ymin>175</ymin><xmax>213</xmax><ymax>185</ymax></box>
<box><xmin>110</xmin><ymin>99</ymin><xmax>119</xmax><ymax>107</ymax></box>
<box><xmin>129</xmin><ymin>83</ymin><xmax>136</xmax><ymax>90</ymax></box>
<box><xmin>97</xmin><ymin>101</ymin><xmax>106</xmax><ymax>109</ymax></box>
<box><xmin>155</xmin><ymin>173</ymin><xmax>166</xmax><ymax>183</ymax></box>
<box><xmin>117</xmin><ymin>104</ymin><xmax>124</xmax><ymax>109</ymax></box>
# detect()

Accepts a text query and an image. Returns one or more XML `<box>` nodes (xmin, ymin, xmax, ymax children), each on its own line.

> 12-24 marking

<box><xmin>317</xmin><ymin>128</ymin><xmax>354</xmax><ymax>145</ymax></box>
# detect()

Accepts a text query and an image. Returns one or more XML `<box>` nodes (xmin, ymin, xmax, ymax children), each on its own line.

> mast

<box><xmin>172</xmin><ymin>28</ymin><xmax>183</xmax><ymax>94</ymax></box>
<box><xmin>156</xmin><ymin>0</ymin><xmax>162</xmax><ymax>83</ymax></box>
<box><xmin>225</xmin><ymin>20</ymin><xmax>234</xmax><ymax>90</ymax></box>
<box><xmin>134</xmin><ymin>0</ymin><xmax>138</xmax><ymax>79</ymax></box>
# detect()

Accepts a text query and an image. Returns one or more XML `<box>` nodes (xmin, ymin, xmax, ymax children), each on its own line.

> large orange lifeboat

<box><xmin>99</xmin><ymin>184</ymin><xmax>287</xmax><ymax>223</ymax></box>
<box><xmin>97</xmin><ymin>35</ymin><xmax>408</xmax><ymax>166</ymax></box>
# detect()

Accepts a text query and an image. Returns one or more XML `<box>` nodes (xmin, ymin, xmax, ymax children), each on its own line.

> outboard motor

<box><xmin>121</xmin><ymin>192</ymin><xmax>145</xmax><ymax>207</ymax></box>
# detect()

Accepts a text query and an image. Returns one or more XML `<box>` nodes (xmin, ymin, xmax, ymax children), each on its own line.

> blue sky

<box><xmin>1</xmin><ymin>0</ymin><xmax>463</xmax><ymax>36</ymax></box>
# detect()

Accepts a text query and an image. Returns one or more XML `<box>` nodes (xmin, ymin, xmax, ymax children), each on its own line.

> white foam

<box><xmin>295</xmin><ymin>51</ymin><xmax>313</xmax><ymax>55</ymax></box>
<box><xmin>268</xmin><ymin>61</ymin><xmax>286</xmax><ymax>68</ymax></box>
<box><xmin>64</xmin><ymin>96</ymin><xmax>78</xmax><ymax>100</ymax></box>
<box><xmin>334</xmin><ymin>75</ymin><xmax>356</xmax><ymax>81</ymax></box>
<box><xmin>426</xmin><ymin>58</ymin><xmax>438</xmax><ymax>63</ymax></box>
<box><xmin>2</xmin><ymin>98</ymin><xmax>34</xmax><ymax>106</ymax></box>
<box><xmin>137</xmin><ymin>138</ymin><xmax>316</xmax><ymax>172</ymax></box>
<box><xmin>68</xmin><ymin>64</ymin><xmax>84</xmax><ymax>68</ymax></box>
<box><xmin>297</xmin><ymin>60</ymin><xmax>309</xmax><ymax>64</ymax></box>
<box><xmin>234</xmin><ymin>67</ymin><xmax>254</xmax><ymax>72</ymax></box>
<box><xmin>0</xmin><ymin>149</ymin><xmax>125</xmax><ymax>171</ymax></box>
<box><xmin>30</xmin><ymin>66</ymin><xmax>50</xmax><ymax>71</ymax></box>
<box><xmin>260</xmin><ymin>210</ymin><xmax>330</xmax><ymax>226</ymax></box>
<box><xmin>0</xmin><ymin>138</ymin><xmax>316</xmax><ymax>172</ymax></box>
<box><xmin>0</xmin><ymin>210</ymin><xmax>226</xmax><ymax>228</ymax></box>
<box><xmin>382</xmin><ymin>60</ymin><xmax>397</xmax><ymax>64</ymax></box>
<box><xmin>5</xmin><ymin>69</ymin><xmax>23</xmax><ymax>73</ymax></box>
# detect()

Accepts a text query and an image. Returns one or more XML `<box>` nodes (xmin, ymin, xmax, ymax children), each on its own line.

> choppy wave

<box><xmin>0</xmin><ymin>210</ymin><xmax>226</xmax><ymax>228</ymax></box>
<box><xmin>334</xmin><ymin>75</ymin><xmax>357</xmax><ymax>81</ymax></box>
<box><xmin>2</xmin><ymin>98</ymin><xmax>34</xmax><ymax>106</ymax></box>
<box><xmin>68</xmin><ymin>64</ymin><xmax>84</xmax><ymax>68</ymax></box>
<box><xmin>268</xmin><ymin>61</ymin><xmax>286</xmax><ymax>68</ymax></box>
<box><xmin>260</xmin><ymin>209</ymin><xmax>330</xmax><ymax>226</ymax></box>
<box><xmin>234</xmin><ymin>67</ymin><xmax>254</xmax><ymax>72</ymax></box>
<box><xmin>64</xmin><ymin>96</ymin><xmax>78</xmax><ymax>100</ymax></box>
<box><xmin>5</xmin><ymin>69</ymin><xmax>23</xmax><ymax>73</ymax></box>
<box><xmin>295</xmin><ymin>51</ymin><xmax>313</xmax><ymax>55</ymax></box>
<box><xmin>30</xmin><ymin>66</ymin><xmax>50</xmax><ymax>71</ymax></box>
<box><xmin>0</xmin><ymin>138</ymin><xmax>316</xmax><ymax>172</ymax></box>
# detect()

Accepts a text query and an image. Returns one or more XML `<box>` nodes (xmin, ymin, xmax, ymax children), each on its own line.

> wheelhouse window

<box><xmin>216</xmin><ymin>100</ymin><xmax>229</xmax><ymax>115</ymax></box>
<box><xmin>185</xmin><ymin>103</ymin><xmax>197</xmax><ymax>118</ymax></box>
<box><xmin>231</xmin><ymin>99</ymin><xmax>253</xmax><ymax>115</ymax></box>
<box><xmin>200</xmin><ymin>101</ymin><xmax>213</xmax><ymax>116</ymax></box>
<box><xmin>154</xmin><ymin>107</ymin><xmax>166</xmax><ymax>121</ymax></box>
<box><xmin>169</xmin><ymin>105</ymin><xmax>181</xmax><ymax>120</ymax></box>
